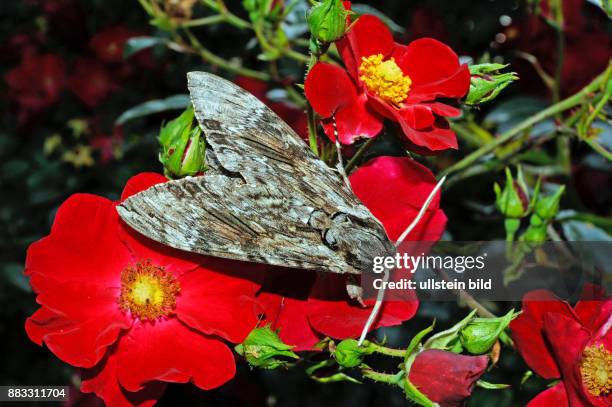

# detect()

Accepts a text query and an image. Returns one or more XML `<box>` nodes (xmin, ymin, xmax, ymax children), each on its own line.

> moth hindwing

<box><xmin>117</xmin><ymin>71</ymin><xmax>395</xmax><ymax>274</ymax></box>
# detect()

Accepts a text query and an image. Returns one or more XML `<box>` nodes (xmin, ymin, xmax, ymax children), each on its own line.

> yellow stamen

<box><xmin>359</xmin><ymin>53</ymin><xmax>411</xmax><ymax>106</ymax></box>
<box><xmin>581</xmin><ymin>344</ymin><xmax>612</xmax><ymax>397</ymax></box>
<box><xmin>118</xmin><ymin>260</ymin><xmax>180</xmax><ymax>321</ymax></box>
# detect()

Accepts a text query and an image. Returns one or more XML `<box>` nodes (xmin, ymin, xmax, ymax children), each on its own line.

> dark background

<box><xmin>1</xmin><ymin>0</ymin><xmax>610</xmax><ymax>405</ymax></box>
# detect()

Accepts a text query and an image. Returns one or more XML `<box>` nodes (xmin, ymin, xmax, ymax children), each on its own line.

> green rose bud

<box><xmin>235</xmin><ymin>326</ymin><xmax>299</xmax><ymax>370</ymax></box>
<box><xmin>333</xmin><ymin>339</ymin><xmax>374</xmax><ymax>368</ymax></box>
<box><xmin>459</xmin><ymin>310</ymin><xmax>516</xmax><ymax>355</ymax></box>
<box><xmin>307</xmin><ymin>0</ymin><xmax>349</xmax><ymax>44</ymax></box>
<box><xmin>466</xmin><ymin>63</ymin><xmax>518</xmax><ymax>106</ymax></box>
<box><xmin>158</xmin><ymin>107</ymin><xmax>207</xmax><ymax>179</ymax></box>
<box><xmin>534</xmin><ymin>185</ymin><xmax>565</xmax><ymax>220</ymax></box>
<box><xmin>494</xmin><ymin>167</ymin><xmax>530</xmax><ymax>218</ymax></box>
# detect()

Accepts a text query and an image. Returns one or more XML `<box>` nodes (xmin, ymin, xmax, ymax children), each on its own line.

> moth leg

<box><xmin>332</xmin><ymin>116</ymin><xmax>351</xmax><ymax>190</ymax></box>
<box><xmin>345</xmin><ymin>274</ymin><xmax>365</xmax><ymax>307</ymax></box>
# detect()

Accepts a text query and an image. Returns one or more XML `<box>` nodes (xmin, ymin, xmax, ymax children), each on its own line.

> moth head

<box><xmin>324</xmin><ymin>213</ymin><xmax>395</xmax><ymax>271</ymax></box>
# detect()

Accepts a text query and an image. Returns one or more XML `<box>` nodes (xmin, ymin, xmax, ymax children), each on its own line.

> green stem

<box><xmin>180</xmin><ymin>14</ymin><xmax>225</xmax><ymax>28</ymax></box>
<box><xmin>552</xmin><ymin>21</ymin><xmax>571</xmax><ymax>173</ymax></box>
<box><xmin>202</xmin><ymin>0</ymin><xmax>252</xmax><ymax>29</ymax></box>
<box><xmin>183</xmin><ymin>29</ymin><xmax>270</xmax><ymax>81</ymax></box>
<box><xmin>441</xmin><ymin>63</ymin><xmax>612</xmax><ymax>181</ymax></box>
<box><xmin>344</xmin><ymin>137</ymin><xmax>375</xmax><ymax>173</ymax></box>
<box><xmin>361</xmin><ymin>369</ymin><xmax>402</xmax><ymax>385</ymax></box>
<box><xmin>306</xmin><ymin>53</ymin><xmax>320</xmax><ymax>156</ymax></box>
<box><xmin>366</xmin><ymin>341</ymin><xmax>406</xmax><ymax>358</ymax></box>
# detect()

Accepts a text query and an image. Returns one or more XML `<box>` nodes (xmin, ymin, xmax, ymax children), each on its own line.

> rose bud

<box><xmin>459</xmin><ymin>309</ymin><xmax>516</xmax><ymax>355</ymax></box>
<box><xmin>158</xmin><ymin>107</ymin><xmax>207</xmax><ymax>179</ymax></box>
<box><xmin>494</xmin><ymin>166</ymin><xmax>534</xmax><ymax>219</ymax></box>
<box><xmin>534</xmin><ymin>185</ymin><xmax>565</xmax><ymax>221</ymax></box>
<box><xmin>333</xmin><ymin>339</ymin><xmax>375</xmax><ymax>368</ymax></box>
<box><xmin>235</xmin><ymin>326</ymin><xmax>299</xmax><ymax>370</ymax></box>
<box><xmin>307</xmin><ymin>0</ymin><xmax>349</xmax><ymax>44</ymax></box>
<box><xmin>466</xmin><ymin>63</ymin><xmax>518</xmax><ymax>106</ymax></box>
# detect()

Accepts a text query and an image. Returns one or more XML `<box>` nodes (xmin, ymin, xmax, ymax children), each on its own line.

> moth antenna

<box><xmin>357</xmin><ymin>176</ymin><xmax>447</xmax><ymax>346</ymax></box>
<box><xmin>332</xmin><ymin>117</ymin><xmax>351</xmax><ymax>189</ymax></box>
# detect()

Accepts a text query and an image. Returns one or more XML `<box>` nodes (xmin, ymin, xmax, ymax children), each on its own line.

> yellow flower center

<box><xmin>359</xmin><ymin>53</ymin><xmax>412</xmax><ymax>106</ymax></box>
<box><xmin>118</xmin><ymin>260</ymin><xmax>180</xmax><ymax>321</ymax></box>
<box><xmin>581</xmin><ymin>344</ymin><xmax>612</xmax><ymax>397</ymax></box>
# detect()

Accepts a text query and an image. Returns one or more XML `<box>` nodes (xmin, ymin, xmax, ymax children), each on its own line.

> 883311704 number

<box><xmin>1</xmin><ymin>386</ymin><xmax>69</xmax><ymax>402</ymax></box>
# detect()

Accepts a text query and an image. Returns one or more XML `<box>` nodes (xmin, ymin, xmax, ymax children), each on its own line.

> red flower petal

<box><xmin>510</xmin><ymin>290</ymin><xmax>579</xmax><ymax>379</ymax></box>
<box><xmin>368</xmin><ymin>96</ymin><xmax>458</xmax><ymax>151</ymax></box>
<box><xmin>25</xmin><ymin>194</ymin><xmax>131</xmax><ymax>286</ymax></box>
<box><xmin>426</xmin><ymin>102</ymin><xmax>462</xmax><ymax>118</ymax></box>
<box><xmin>305</xmin><ymin>62</ymin><xmax>358</xmax><ymax>118</ymax></box>
<box><xmin>340</xmin><ymin>15</ymin><xmax>395</xmax><ymax>76</ymax></box>
<box><xmin>256</xmin><ymin>268</ymin><xmax>321</xmax><ymax>350</ymax></box>
<box><xmin>574</xmin><ymin>284</ymin><xmax>612</xmax><ymax>335</ymax></box>
<box><xmin>542</xmin><ymin>313</ymin><xmax>595</xmax><ymax>406</ymax></box>
<box><xmin>258</xmin><ymin>292</ymin><xmax>321</xmax><ymax>351</ymax></box>
<box><xmin>25</xmin><ymin>306</ymin><xmax>72</xmax><ymax>346</ymax></box>
<box><xmin>393</xmin><ymin>38</ymin><xmax>470</xmax><ymax>102</ymax></box>
<box><xmin>117</xmin><ymin>318</ymin><xmax>235</xmax><ymax>392</ymax></box>
<box><xmin>28</xmin><ymin>275</ymin><xmax>130</xmax><ymax>367</ymax></box>
<box><xmin>408</xmin><ymin>349</ymin><xmax>488</xmax><ymax>407</ymax></box>
<box><xmin>321</xmin><ymin>93</ymin><xmax>383</xmax><ymax>144</ymax></box>
<box><xmin>349</xmin><ymin>156</ymin><xmax>446</xmax><ymax>241</ymax></box>
<box><xmin>398</xmin><ymin>105</ymin><xmax>435</xmax><ymax>130</ymax></box>
<box><xmin>120</xmin><ymin>172</ymin><xmax>168</xmax><ymax>201</ymax></box>
<box><xmin>527</xmin><ymin>383</ymin><xmax>568</xmax><ymax>407</ymax></box>
<box><xmin>81</xmin><ymin>345</ymin><xmax>166</xmax><ymax>407</ymax></box>
<box><xmin>176</xmin><ymin>258</ymin><xmax>264</xmax><ymax>343</ymax></box>
<box><xmin>307</xmin><ymin>274</ymin><xmax>418</xmax><ymax>339</ymax></box>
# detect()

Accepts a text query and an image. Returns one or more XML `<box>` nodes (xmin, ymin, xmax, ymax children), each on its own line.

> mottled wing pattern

<box><xmin>117</xmin><ymin>72</ymin><xmax>384</xmax><ymax>274</ymax></box>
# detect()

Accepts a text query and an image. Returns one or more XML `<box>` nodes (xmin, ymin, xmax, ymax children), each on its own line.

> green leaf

<box><xmin>476</xmin><ymin>380</ymin><xmax>511</xmax><ymax>390</ymax></box>
<box><xmin>557</xmin><ymin>210</ymin><xmax>612</xmax><ymax>235</ymax></box>
<box><xmin>115</xmin><ymin>95</ymin><xmax>191</xmax><ymax>125</ymax></box>
<box><xmin>403</xmin><ymin>377</ymin><xmax>437</xmax><ymax>407</ymax></box>
<box><xmin>561</xmin><ymin>220</ymin><xmax>612</xmax><ymax>241</ymax></box>
<box><xmin>124</xmin><ymin>36</ymin><xmax>167</xmax><ymax>58</ymax></box>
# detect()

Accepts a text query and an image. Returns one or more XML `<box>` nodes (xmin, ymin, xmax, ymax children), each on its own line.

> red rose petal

<box><xmin>307</xmin><ymin>274</ymin><xmax>418</xmax><ymax>339</ymax></box>
<box><xmin>349</xmin><ymin>156</ymin><xmax>447</xmax><ymax>240</ymax></box>
<box><xmin>321</xmin><ymin>93</ymin><xmax>383</xmax><ymax>144</ymax></box>
<box><xmin>398</xmin><ymin>105</ymin><xmax>435</xmax><ymax>130</ymax></box>
<box><xmin>256</xmin><ymin>268</ymin><xmax>321</xmax><ymax>350</ymax></box>
<box><xmin>258</xmin><ymin>292</ymin><xmax>321</xmax><ymax>351</ymax></box>
<box><xmin>25</xmin><ymin>306</ymin><xmax>72</xmax><ymax>346</ymax></box>
<box><xmin>26</xmin><ymin>194</ymin><xmax>131</xmax><ymax>286</ymax></box>
<box><xmin>526</xmin><ymin>383</ymin><xmax>568</xmax><ymax>407</ymax></box>
<box><xmin>394</xmin><ymin>38</ymin><xmax>470</xmax><ymax>101</ymax></box>
<box><xmin>510</xmin><ymin>290</ymin><xmax>580</xmax><ymax>379</ymax></box>
<box><xmin>305</xmin><ymin>62</ymin><xmax>358</xmax><ymax>118</ymax></box>
<box><xmin>81</xmin><ymin>345</ymin><xmax>166</xmax><ymax>407</ymax></box>
<box><xmin>29</xmin><ymin>275</ymin><xmax>130</xmax><ymax>367</ymax></box>
<box><xmin>408</xmin><ymin>349</ymin><xmax>488</xmax><ymax>407</ymax></box>
<box><xmin>117</xmin><ymin>318</ymin><xmax>235</xmax><ymax>392</ymax></box>
<box><xmin>120</xmin><ymin>172</ymin><xmax>168</xmax><ymax>201</ymax></box>
<box><xmin>346</xmin><ymin>15</ymin><xmax>395</xmax><ymax>61</ymax></box>
<box><xmin>176</xmin><ymin>259</ymin><xmax>263</xmax><ymax>343</ymax></box>
<box><xmin>574</xmin><ymin>284</ymin><xmax>612</xmax><ymax>335</ymax></box>
<box><xmin>542</xmin><ymin>313</ymin><xmax>595</xmax><ymax>406</ymax></box>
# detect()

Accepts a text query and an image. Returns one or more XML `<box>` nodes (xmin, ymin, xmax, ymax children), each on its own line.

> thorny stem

<box><xmin>365</xmin><ymin>341</ymin><xmax>406</xmax><ymax>357</ymax></box>
<box><xmin>361</xmin><ymin>369</ymin><xmax>403</xmax><ymax>385</ymax></box>
<box><xmin>440</xmin><ymin>63</ymin><xmax>612</xmax><ymax>183</ymax></box>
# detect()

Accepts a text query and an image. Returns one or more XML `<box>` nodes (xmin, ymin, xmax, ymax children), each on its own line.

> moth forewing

<box><xmin>117</xmin><ymin>71</ymin><xmax>395</xmax><ymax>284</ymax></box>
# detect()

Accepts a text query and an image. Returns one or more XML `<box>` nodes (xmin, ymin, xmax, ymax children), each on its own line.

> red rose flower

<box><xmin>258</xmin><ymin>156</ymin><xmax>446</xmax><ymax>350</ymax></box>
<box><xmin>305</xmin><ymin>15</ymin><xmax>470</xmax><ymax>151</ymax></box>
<box><xmin>25</xmin><ymin>173</ymin><xmax>263</xmax><ymax>406</ymax></box>
<box><xmin>69</xmin><ymin>58</ymin><xmax>117</xmax><ymax>107</ymax></box>
<box><xmin>5</xmin><ymin>53</ymin><xmax>66</xmax><ymax>111</ymax></box>
<box><xmin>408</xmin><ymin>350</ymin><xmax>489</xmax><ymax>407</ymax></box>
<box><xmin>90</xmin><ymin>26</ymin><xmax>138</xmax><ymax>64</ymax></box>
<box><xmin>510</xmin><ymin>285</ymin><xmax>611</xmax><ymax>406</ymax></box>
<box><xmin>234</xmin><ymin>76</ymin><xmax>308</xmax><ymax>139</ymax></box>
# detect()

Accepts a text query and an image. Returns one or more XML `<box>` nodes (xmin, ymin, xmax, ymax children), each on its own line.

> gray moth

<box><xmin>117</xmin><ymin>72</ymin><xmax>395</xmax><ymax>297</ymax></box>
